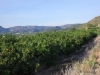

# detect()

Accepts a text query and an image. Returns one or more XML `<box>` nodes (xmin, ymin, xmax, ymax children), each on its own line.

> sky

<box><xmin>0</xmin><ymin>0</ymin><xmax>100</xmax><ymax>28</ymax></box>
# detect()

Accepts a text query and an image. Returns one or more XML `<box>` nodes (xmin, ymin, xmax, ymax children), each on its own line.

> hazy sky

<box><xmin>0</xmin><ymin>0</ymin><xmax>100</xmax><ymax>28</ymax></box>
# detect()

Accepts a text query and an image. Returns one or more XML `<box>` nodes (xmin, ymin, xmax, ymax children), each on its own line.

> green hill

<box><xmin>78</xmin><ymin>16</ymin><xmax>100</xmax><ymax>29</ymax></box>
<box><xmin>87</xmin><ymin>16</ymin><xmax>100</xmax><ymax>25</ymax></box>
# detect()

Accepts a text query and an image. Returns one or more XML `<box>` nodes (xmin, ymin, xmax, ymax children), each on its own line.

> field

<box><xmin>0</xmin><ymin>28</ymin><xmax>97</xmax><ymax>75</ymax></box>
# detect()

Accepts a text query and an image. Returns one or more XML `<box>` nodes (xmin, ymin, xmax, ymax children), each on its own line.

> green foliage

<box><xmin>87</xmin><ymin>24</ymin><xmax>98</xmax><ymax>29</ymax></box>
<box><xmin>0</xmin><ymin>29</ymin><xmax>97</xmax><ymax>75</ymax></box>
<box><xmin>96</xmin><ymin>28</ymin><xmax>100</xmax><ymax>35</ymax></box>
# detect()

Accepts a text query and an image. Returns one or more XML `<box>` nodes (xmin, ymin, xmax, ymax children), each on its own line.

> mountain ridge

<box><xmin>1</xmin><ymin>15</ymin><xmax>100</xmax><ymax>33</ymax></box>
<box><xmin>0</xmin><ymin>24</ymin><xmax>82</xmax><ymax>33</ymax></box>
<box><xmin>87</xmin><ymin>16</ymin><xmax>100</xmax><ymax>25</ymax></box>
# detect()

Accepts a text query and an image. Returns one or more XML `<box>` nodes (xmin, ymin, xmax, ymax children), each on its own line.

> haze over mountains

<box><xmin>0</xmin><ymin>24</ymin><xmax>81</xmax><ymax>34</ymax></box>
<box><xmin>0</xmin><ymin>16</ymin><xmax>100</xmax><ymax>34</ymax></box>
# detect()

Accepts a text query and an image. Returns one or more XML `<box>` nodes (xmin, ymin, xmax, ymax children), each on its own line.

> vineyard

<box><xmin>0</xmin><ymin>29</ymin><xmax>97</xmax><ymax>75</ymax></box>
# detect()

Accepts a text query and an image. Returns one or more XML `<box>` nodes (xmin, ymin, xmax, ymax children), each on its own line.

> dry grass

<box><xmin>64</xmin><ymin>36</ymin><xmax>100</xmax><ymax>75</ymax></box>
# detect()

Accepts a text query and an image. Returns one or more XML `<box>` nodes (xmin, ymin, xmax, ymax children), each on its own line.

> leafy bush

<box><xmin>0</xmin><ymin>29</ymin><xmax>97</xmax><ymax>75</ymax></box>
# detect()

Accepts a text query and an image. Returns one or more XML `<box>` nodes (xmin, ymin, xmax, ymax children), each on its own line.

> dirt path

<box><xmin>36</xmin><ymin>37</ymin><xmax>98</xmax><ymax>75</ymax></box>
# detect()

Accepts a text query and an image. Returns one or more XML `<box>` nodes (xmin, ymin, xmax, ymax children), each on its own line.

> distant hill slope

<box><xmin>1</xmin><ymin>16</ymin><xmax>100</xmax><ymax>33</ymax></box>
<box><xmin>87</xmin><ymin>16</ymin><xmax>100</xmax><ymax>25</ymax></box>
<box><xmin>9</xmin><ymin>26</ymin><xmax>53</xmax><ymax>33</ymax></box>
<box><xmin>61</xmin><ymin>24</ymin><xmax>82</xmax><ymax>29</ymax></box>
<box><xmin>0</xmin><ymin>26</ymin><xmax>9</xmax><ymax>33</ymax></box>
<box><xmin>78</xmin><ymin>16</ymin><xmax>100</xmax><ymax>29</ymax></box>
<box><xmin>0</xmin><ymin>24</ymin><xmax>82</xmax><ymax>34</ymax></box>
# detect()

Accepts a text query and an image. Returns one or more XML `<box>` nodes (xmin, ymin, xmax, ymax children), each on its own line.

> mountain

<box><xmin>9</xmin><ymin>26</ymin><xmax>53</xmax><ymax>33</ymax></box>
<box><xmin>1</xmin><ymin>16</ymin><xmax>100</xmax><ymax>34</ymax></box>
<box><xmin>61</xmin><ymin>24</ymin><xmax>82</xmax><ymax>29</ymax></box>
<box><xmin>87</xmin><ymin>16</ymin><xmax>100</xmax><ymax>25</ymax></box>
<box><xmin>78</xmin><ymin>16</ymin><xmax>100</xmax><ymax>29</ymax></box>
<box><xmin>0</xmin><ymin>26</ymin><xmax>9</xmax><ymax>33</ymax></box>
<box><xmin>0</xmin><ymin>24</ymin><xmax>82</xmax><ymax>34</ymax></box>
<box><xmin>0</xmin><ymin>26</ymin><xmax>4</xmax><ymax>31</ymax></box>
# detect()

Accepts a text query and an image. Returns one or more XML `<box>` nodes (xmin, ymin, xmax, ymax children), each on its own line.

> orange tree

<box><xmin>0</xmin><ymin>29</ymin><xmax>97</xmax><ymax>75</ymax></box>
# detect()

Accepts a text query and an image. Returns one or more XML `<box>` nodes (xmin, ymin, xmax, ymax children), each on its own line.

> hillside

<box><xmin>2</xmin><ymin>16</ymin><xmax>100</xmax><ymax>33</ymax></box>
<box><xmin>78</xmin><ymin>16</ymin><xmax>100</xmax><ymax>29</ymax></box>
<box><xmin>0</xmin><ymin>26</ymin><xmax>9</xmax><ymax>33</ymax></box>
<box><xmin>87</xmin><ymin>16</ymin><xmax>100</xmax><ymax>25</ymax></box>
<box><xmin>65</xmin><ymin>36</ymin><xmax>100</xmax><ymax>75</ymax></box>
<box><xmin>0</xmin><ymin>24</ymin><xmax>82</xmax><ymax>34</ymax></box>
<box><xmin>0</xmin><ymin>16</ymin><xmax>100</xmax><ymax>33</ymax></box>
